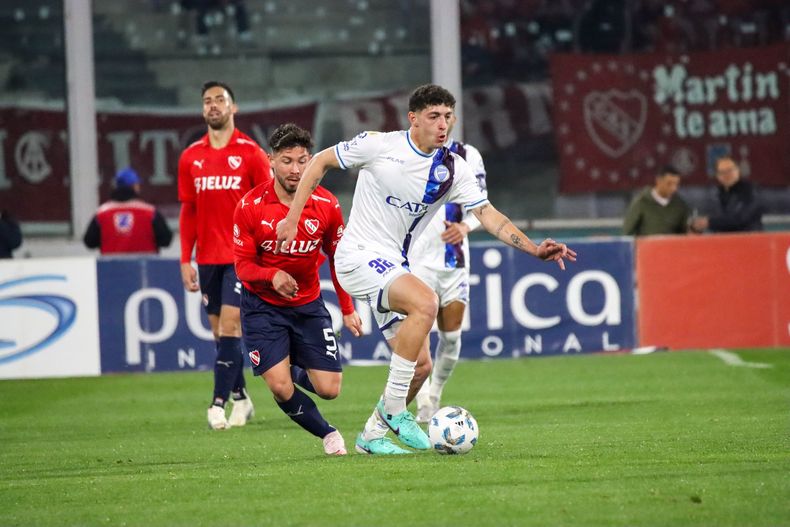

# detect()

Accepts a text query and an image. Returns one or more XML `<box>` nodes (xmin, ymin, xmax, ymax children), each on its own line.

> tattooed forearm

<box><xmin>510</xmin><ymin>234</ymin><xmax>525</xmax><ymax>248</ymax></box>
<box><xmin>494</xmin><ymin>219</ymin><xmax>510</xmax><ymax>238</ymax></box>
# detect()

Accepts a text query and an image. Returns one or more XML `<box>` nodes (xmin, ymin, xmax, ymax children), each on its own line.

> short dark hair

<box><xmin>714</xmin><ymin>155</ymin><xmax>735</xmax><ymax>168</ymax></box>
<box><xmin>201</xmin><ymin>81</ymin><xmax>235</xmax><ymax>103</ymax></box>
<box><xmin>659</xmin><ymin>165</ymin><xmax>680</xmax><ymax>177</ymax></box>
<box><xmin>268</xmin><ymin>123</ymin><xmax>313</xmax><ymax>153</ymax></box>
<box><xmin>408</xmin><ymin>84</ymin><xmax>456</xmax><ymax>112</ymax></box>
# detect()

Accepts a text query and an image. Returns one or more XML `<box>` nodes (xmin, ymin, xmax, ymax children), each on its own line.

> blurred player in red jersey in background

<box><xmin>233</xmin><ymin>123</ymin><xmax>363</xmax><ymax>455</ymax></box>
<box><xmin>83</xmin><ymin>167</ymin><xmax>173</xmax><ymax>255</ymax></box>
<box><xmin>178</xmin><ymin>81</ymin><xmax>271</xmax><ymax>430</ymax></box>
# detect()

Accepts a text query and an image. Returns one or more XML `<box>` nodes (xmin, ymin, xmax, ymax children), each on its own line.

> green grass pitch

<box><xmin>1</xmin><ymin>349</ymin><xmax>788</xmax><ymax>526</ymax></box>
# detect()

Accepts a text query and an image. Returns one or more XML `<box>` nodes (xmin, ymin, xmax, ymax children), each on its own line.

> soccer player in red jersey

<box><xmin>233</xmin><ymin>123</ymin><xmax>363</xmax><ymax>455</ymax></box>
<box><xmin>178</xmin><ymin>81</ymin><xmax>271</xmax><ymax>430</ymax></box>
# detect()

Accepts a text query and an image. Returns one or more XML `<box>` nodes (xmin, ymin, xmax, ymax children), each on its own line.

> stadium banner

<box><xmin>550</xmin><ymin>44</ymin><xmax>790</xmax><ymax>193</ymax></box>
<box><xmin>95</xmin><ymin>240</ymin><xmax>635</xmax><ymax>373</ymax></box>
<box><xmin>331</xmin><ymin>82</ymin><xmax>554</xmax><ymax>156</ymax></box>
<box><xmin>1</xmin><ymin>83</ymin><xmax>553</xmax><ymax>225</ymax></box>
<box><xmin>636</xmin><ymin>232</ymin><xmax>790</xmax><ymax>349</ymax></box>
<box><xmin>322</xmin><ymin>239</ymin><xmax>636</xmax><ymax>363</ymax></box>
<box><xmin>0</xmin><ymin>257</ymin><xmax>101</xmax><ymax>379</ymax></box>
<box><xmin>0</xmin><ymin>103</ymin><xmax>318</xmax><ymax>223</ymax></box>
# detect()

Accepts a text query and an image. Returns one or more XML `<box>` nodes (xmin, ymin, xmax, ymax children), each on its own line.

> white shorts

<box><xmin>334</xmin><ymin>248</ymin><xmax>408</xmax><ymax>338</ymax></box>
<box><xmin>410</xmin><ymin>264</ymin><xmax>470</xmax><ymax>307</ymax></box>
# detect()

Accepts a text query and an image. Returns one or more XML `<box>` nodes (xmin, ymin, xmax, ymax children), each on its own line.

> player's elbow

<box><xmin>233</xmin><ymin>261</ymin><xmax>255</xmax><ymax>284</ymax></box>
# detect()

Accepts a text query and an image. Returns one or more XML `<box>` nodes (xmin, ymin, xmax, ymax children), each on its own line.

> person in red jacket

<box><xmin>178</xmin><ymin>81</ymin><xmax>272</xmax><ymax>430</ymax></box>
<box><xmin>83</xmin><ymin>168</ymin><xmax>172</xmax><ymax>255</ymax></box>
<box><xmin>233</xmin><ymin>123</ymin><xmax>362</xmax><ymax>455</ymax></box>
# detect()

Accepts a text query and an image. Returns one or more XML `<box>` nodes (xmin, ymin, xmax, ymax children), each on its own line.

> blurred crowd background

<box><xmin>1</xmin><ymin>0</ymin><xmax>788</xmax><ymax>254</ymax></box>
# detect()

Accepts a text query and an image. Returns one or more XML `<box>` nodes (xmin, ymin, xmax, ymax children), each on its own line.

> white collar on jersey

<box><xmin>407</xmin><ymin>129</ymin><xmax>438</xmax><ymax>157</ymax></box>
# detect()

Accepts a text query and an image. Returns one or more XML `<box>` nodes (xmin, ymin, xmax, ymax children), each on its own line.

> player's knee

<box><xmin>412</xmin><ymin>291</ymin><xmax>439</xmax><ymax>321</ymax></box>
<box><xmin>217</xmin><ymin>311</ymin><xmax>241</xmax><ymax>337</ymax></box>
<box><xmin>315</xmin><ymin>380</ymin><xmax>341</xmax><ymax>400</ymax></box>
<box><xmin>267</xmin><ymin>378</ymin><xmax>295</xmax><ymax>401</ymax></box>
<box><xmin>218</xmin><ymin>324</ymin><xmax>241</xmax><ymax>337</ymax></box>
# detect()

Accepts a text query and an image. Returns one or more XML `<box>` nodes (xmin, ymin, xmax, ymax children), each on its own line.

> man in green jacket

<box><xmin>623</xmin><ymin>166</ymin><xmax>690</xmax><ymax>236</ymax></box>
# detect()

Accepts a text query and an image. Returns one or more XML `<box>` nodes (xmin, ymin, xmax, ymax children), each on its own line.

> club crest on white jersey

<box><xmin>434</xmin><ymin>165</ymin><xmax>450</xmax><ymax>182</ymax></box>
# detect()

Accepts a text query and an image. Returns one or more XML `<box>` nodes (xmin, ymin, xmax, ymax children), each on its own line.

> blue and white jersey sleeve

<box><xmin>333</xmin><ymin>131</ymin><xmax>385</xmax><ymax>170</ymax></box>
<box><xmin>464</xmin><ymin>144</ymin><xmax>487</xmax><ymax>192</ymax></box>
<box><xmin>447</xmin><ymin>156</ymin><xmax>489</xmax><ymax>212</ymax></box>
<box><xmin>461</xmin><ymin>144</ymin><xmax>487</xmax><ymax>231</ymax></box>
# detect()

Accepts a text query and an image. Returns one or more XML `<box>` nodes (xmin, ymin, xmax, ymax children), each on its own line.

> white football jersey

<box><xmin>333</xmin><ymin>130</ymin><xmax>489</xmax><ymax>265</ymax></box>
<box><xmin>409</xmin><ymin>140</ymin><xmax>488</xmax><ymax>271</ymax></box>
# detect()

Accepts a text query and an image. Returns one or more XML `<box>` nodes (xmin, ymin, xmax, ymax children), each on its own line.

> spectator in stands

<box><xmin>83</xmin><ymin>168</ymin><xmax>173</xmax><ymax>255</ymax></box>
<box><xmin>181</xmin><ymin>0</ymin><xmax>251</xmax><ymax>50</ymax></box>
<box><xmin>0</xmin><ymin>210</ymin><xmax>22</xmax><ymax>258</ymax></box>
<box><xmin>623</xmin><ymin>165</ymin><xmax>690</xmax><ymax>236</ymax></box>
<box><xmin>690</xmin><ymin>156</ymin><xmax>764</xmax><ymax>233</ymax></box>
<box><xmin>576</xmin><ymin>0</ymin><xmax>629</xmax><ymax>53</ymax></box>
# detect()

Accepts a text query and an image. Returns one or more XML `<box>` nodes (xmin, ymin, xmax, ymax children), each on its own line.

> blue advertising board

<box><xmin>318</xmin><ymin>239</ymin><xmax>636</xmax><ymax>363</ymax></box>
<box><xmin>98</xmin><ymin>258</ymin><xmax>216</xmax><ymax>373</ymax></box>
<box><xmin>97</xmin><ymin>239</ymin><xmax>635</xmax><ymax>373</ymax></box>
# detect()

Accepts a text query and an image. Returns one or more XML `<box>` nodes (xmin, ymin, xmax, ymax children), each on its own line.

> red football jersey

<box><xmin>232</xmin><ymin>179</ymin><xmax>354</xmax><ymax>314</ymax></box>
<box><xmin>178</xmin><ymin>128</ymin><xmax>271</xmax><ymax>264</ymax></box>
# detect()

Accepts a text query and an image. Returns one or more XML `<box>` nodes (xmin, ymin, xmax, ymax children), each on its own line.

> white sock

<box><xmin>415</xmin><ymin>375</ymin><xmax>431</xmax><ymax>407</ymax></box>
<box><xmin>383</xmin><ymin>353</ymin><xmax>416</xmax><ymax>415</ymax></box>
<box><xmin>429</xmin><ymin>329</ymin><xmax>462</xmax><ymax>403</ymax></box>
<box><xmin>362</xmin><ymin>404</ymin><xmax>390</xmax><ymax>441</ymax></box>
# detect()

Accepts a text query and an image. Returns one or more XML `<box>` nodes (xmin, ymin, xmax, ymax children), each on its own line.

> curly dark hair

<box><xmin>268</xmin><ymin>123</ymin><xmax>314</xmax><ymax>153</ymax></box>
<box><xmin>408</xmin><ymin>84</ymin><xmax>456</xmax><ymax>112</ymax></box>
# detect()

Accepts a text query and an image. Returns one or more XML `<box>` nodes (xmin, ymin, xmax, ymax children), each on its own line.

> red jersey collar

<box><xmin>198</xmin><ymin>127</ymin><xmax>243</xmax><ymax>148</ymax></box>
<box><xmin>259</xmin><ymin>178</ymin><xmax>316</xmax><ymax>210</ymax></box>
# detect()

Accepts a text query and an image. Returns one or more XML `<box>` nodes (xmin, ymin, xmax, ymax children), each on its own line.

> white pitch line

<box><xmin>709</xmin><ymin>349</ymin><xmax>773</xmax><ymax>369</ymax></box>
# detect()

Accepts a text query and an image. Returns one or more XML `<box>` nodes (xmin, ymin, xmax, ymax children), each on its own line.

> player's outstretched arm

<box><xmin>472</xmin><ymin>203</ymin><xmax>577</xmax><ymax>270</ymax></box>
<box><xmin>275</xmin><ymin>148</ymin><xmax>340</xmax><ymax>253</ymax></box>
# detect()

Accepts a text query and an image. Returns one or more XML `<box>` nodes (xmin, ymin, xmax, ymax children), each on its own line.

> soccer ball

<box><xmin>428</xmin><ymin>406</ymin><xmax>479</xmax><ymax>455</ymax></box>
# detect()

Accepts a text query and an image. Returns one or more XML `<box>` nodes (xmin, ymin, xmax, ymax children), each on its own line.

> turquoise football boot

<box><xmin>354</xmin><ymin>434</ymin><xmax>411</xmax><ymax>455</ymax></box>
<box><xmin>376</xmin><ymin>400</ymin><xmax>431</xmax><ymax>450</ymax></box>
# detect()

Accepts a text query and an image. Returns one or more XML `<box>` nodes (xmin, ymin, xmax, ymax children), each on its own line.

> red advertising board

<box><xmin>636</xmin><ymin>232</ymin><xmax>790</xmax><ymax>349</ymax></box>
<box><xmin>0</xmin><ymin>103</ymin><xmax>317</xmax><ymax>222</ymax></box>
<box><xmin>551</xmin><ymin>44</ymin><xmax>790</xmax><ymax>192</ymax></box>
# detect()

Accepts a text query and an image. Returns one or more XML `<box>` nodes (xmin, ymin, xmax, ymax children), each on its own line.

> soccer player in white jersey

<box><xmin>276</xmin><ymin>84</ymin><xmax>576</xmax><ymax>455</ymax></box>
<box><xmin>409</xmin><ymin>113</ymin><xmax>487</xmax><ymax>423</ymax></box>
